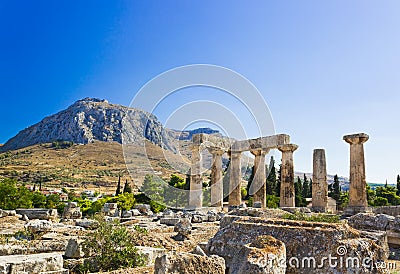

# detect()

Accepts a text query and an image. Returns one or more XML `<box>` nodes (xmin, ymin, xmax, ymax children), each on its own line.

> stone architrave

<box><xmin>343</xmin><ymin>133</ymin><xmax>370</xmax><ymax>215</ymax></box>
<box><xmin>189</xmin><ymin>144</ymin><xmax>203</xmax><ymax>209</ymax></box>
<box><xmin>312</xmin><ymin>149</ymin><xmax>328</xmax><ymax>212</ymax></box>
<box><xmin>250</xmin><ymin>149</ymin><xmax>268</xmax><ymax>208</ymax></box>
<box><xmin>228</xmin><ymin>151</ymin><xmax>242</xmax><ymax>207</ymax></box>
<box><xmin>278</xmin><ymin>144</ymin><xmax>298</xmax><ymax>208</ymax></box>
<box><xmin>209</xmin><ymin>148</ymin><xmax>225</xmax><ymax>208</ymax></box>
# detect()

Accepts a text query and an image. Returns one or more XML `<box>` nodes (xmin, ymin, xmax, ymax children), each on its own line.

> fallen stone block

<box><xmin>160</xmin><ymin>218</ymin><xmax>180</xmax><ymax>226</ymax></box>
<box><xmin>16</xmin><ymin>208</ymin><xmax>58</xmax><ymax>220</ymax></box>
<box><xmin>136</xmin><ymin>246</ymin><xmax>166</xmax><ymax>266</ymax></box>
<box><xmin>64</xmin><ymin>238</ymin><xmax>84</xmax><ymax>258</ymax></box>
<box><xmin>25</xmin><ymin>219</ymin><xmax>53</xmax><ymax>233</ymax></box>
<box><xmin>154</xmin><ymin>252</ymin><xmax>225</xmax><ymax>274</ymax></box>
<box><xmin>0</xmin><ymin>252</ymin><xmax>66</xmax><ymax>274</ymax></box>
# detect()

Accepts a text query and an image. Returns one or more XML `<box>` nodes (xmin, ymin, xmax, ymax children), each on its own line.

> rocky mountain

<box><xmin>0</xmin><ymin>98</ymin><xmax>220</xmax><ymax>153</ymax></box>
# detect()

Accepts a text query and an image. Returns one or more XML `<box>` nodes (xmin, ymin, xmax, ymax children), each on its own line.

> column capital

<box><xmin>343</xmin><ymin>133</ymin><xmax>369</xmax><ymax>145</ymax></box>
<box><xmin>250</xmin><ymin>148</ymin><xmax>269</xmax><ymax>156</ymax></box>
<box><xmin>228</xmin><ymin>150</ymin><xmax>242</xmax><ymax>158</ymax></box>
<box><xmin>277</xmin><ymin>144</ymin><xmax>298</xmax><ymax>153</ymax></box>
<box><xmin>207</xmin><ymin>147</ymin><xmax>225</xmax><ymax>156</ymax></box>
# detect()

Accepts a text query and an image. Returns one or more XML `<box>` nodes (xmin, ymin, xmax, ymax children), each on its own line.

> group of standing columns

<box><xmin>188</xmin><ymin>132</ymin><xmax>370</xmax><ymax>216</ymax></box>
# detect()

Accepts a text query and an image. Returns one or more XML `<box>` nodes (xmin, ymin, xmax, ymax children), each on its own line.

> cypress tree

<box><xmin>123</xmin><ymin>179</ymin><xmax>132</xmax><ymax>193</ymax></box>
<box><xmin>397</xmin><ymin>175</ymin><xmax>400</xmax><ymax>196</ymax></box>
<box><xmin>331</xmin><ymin>174</ymin><xmax>341</xmax><ymax>202</ymax></box>
<box><xmin>302</xmin><ymin>174</ymin><xmax>311</xmax><ymax>198</ymax></box>
<box><xmin>295</xmin><ymin>176</ymin><xmax>304</xmax><ymax>207</ymax></box>
<box><xmin>115</xmin><ymin>175</ymin><xmax>121</xmax><ymax>196</ymax></box>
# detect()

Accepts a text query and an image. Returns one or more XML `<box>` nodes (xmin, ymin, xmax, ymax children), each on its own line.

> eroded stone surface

<box><xmin>207</xmin><ymin>215</ymin><xmax>388</xmax><ymax>273</ymax></box>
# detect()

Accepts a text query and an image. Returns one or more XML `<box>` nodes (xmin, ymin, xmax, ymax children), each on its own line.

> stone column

<box><xmin>343</xmin><ymin>133</ymin><xmax>370</xmax><ymax>215</ymax></box>
<box><xmin>250</xmin><ymin>149</ymin><xmax>268</xmax><ymax>208</ymax></box>
<box><xmin>189</xmin><ymin>144</ymin><xmax>203</xmax><ymax>209</ymax></box>
<box><xmin>228</xmin><ymin>151</ymin><xmax>242</xmax><ymax>208</ymax></box>
<box><xmin>209</xmin><ymin>148</ymin><xmax>225</xmax><ymax>208</ymax></box>
<box><xmin>278</xmin><ymin>144</ymin><xmax>298</xmax><ymax>208</ymax></box>
<box><xmin>312</xmin><ymin>149</ymin><xmax>328</xmax><ymax>212</ymax></box>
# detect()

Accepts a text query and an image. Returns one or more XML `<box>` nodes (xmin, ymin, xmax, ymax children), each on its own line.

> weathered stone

<box><xmin>102</xmin><ymin>203</ymin><xmax>120</xmax><ymax>217</ymax></box>
<box><xmin>348</xmin><ymin>213</ymin><xmax>394</xmax><ymax>231</ymax></box>
<box><xmin>191</xmin><ymin>214</ymin><xmax>203</xmax><ymax>223</ymax></box>
<box><xmin>160</xmin><ymin>218</ymin><xmax>180</xmax><ymax>226</ymax></box>
<box><xmin>134</xmin><ymin>204</ymin><xmax>151</xmax><ymax>215</ymax></box>
<box><xmin>25</xmin><ymin>219</ymin><xmax>53</xmax><ymax>233</ymax></box>
<box><xmin>312</xmin><ymin>149</ymin><xmax>328</xmax><ymax>212</ymax></box>
<box><xmin>250</xmin><ymin>149</ymin><xmax>268</xmax><ymax>208</ymax></box>
<box><xmin>62</xmin><ymin>202</ymin><xmax>82</xmax><ymax>219</ymax></box>
<box><xmin>162</xmin><ymin>209</ymin><xmax>175</xmax><ymax>218</ymax></box>
<box><xmin>135</xmin><ymin>246</ymin><xmax>166</xmax><ymax>266</ymax></box>
<box><xmin>228</xmin><ymin>151</ymin><xmax>242</xmax><ymax>207</ymax></box>
<box><xmin>230</xmin><ymin>235</ymin><xmax>286</xmax><ymax>274</ymax></box>
<box><xmin>16</xmin><ymin>208</ymin><xmax>58</xmax><ymax>220</ymax></box>
<box><xmin>207</xmin><ymin>211</ymin><xmax>218</xmax><ymax>222</ymax></box>
<box><xmin>154</xmin><ymin>252</ymin><xmax>225</xmax><ymax>274</ymax></box>
<box><xmin>209</xmin><ymin>148</ymin><xmax>224</xmax><ymax>208</ymax></box>
<box><xmin>0</xmin><ymin>252</ymin><xmax>65</xmax><ymax>274</ymax></box>
<box><xmin>189</xmin><ymin>144</ymin><xmax>203</xmax><ymax>209</ymax></box>
<box><xmin>253</xmin><ymin>201</ymin><xmax>262</xmax><ymax>208</ymax></box>
<box><xmin>0</xmin><ymin>209</ymin><xmax>16</xmax><ymax>218</ymax></box>
<box><xmin>207</xmin><ymin>215</ymin><xmax>388</xmax><ymax>273</ymax></box>
<box><xmin>75</xmin><ymin>218</ymin><xmax>97</xmax><ymax>228</ymax></box>
<box><xmin>192</xmin><ymin>245</ymin><xmax>207</xmax><ymax>256</ymax></box>
<box><xmin>278</xmin><ymin>144</ymin><xmax>298</xmax><ymax>208</ymax></box>
<box><xmin>343</xmin><ymin>133</ymin><xmax>370</xmax><ymax>215</ymax></box>
<box><xmin>64</xmin><ymin>238</ymin><xmax>84</xmax><ymax>258</ymax></box>
<box><xmin>174</xmin><ymin>218</ymin><xmax>192</xmax><ymax>240</ymax></box>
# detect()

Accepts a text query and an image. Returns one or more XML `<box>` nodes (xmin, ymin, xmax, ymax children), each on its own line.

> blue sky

<box><xmin>1</xmin><ymin>1</ymin><xmax>399</xmax><ymax>183</ymax></box>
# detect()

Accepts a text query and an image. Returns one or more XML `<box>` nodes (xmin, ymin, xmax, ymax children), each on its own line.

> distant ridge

<box><xmin>0</xmin><ymin>98</ymin><xmax>221</xmax><ymax>153</ymax></box>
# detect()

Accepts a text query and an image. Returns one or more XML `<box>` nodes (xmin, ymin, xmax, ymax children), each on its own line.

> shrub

<box><xmin>80</xmin><ymin>214</ymin><xmax>146</xmax><ymax>272</ymax></box>
<box><xmin>281</xmin><ymin>212</ymin><xmax>339</xmax><ymax>223</ymax></box>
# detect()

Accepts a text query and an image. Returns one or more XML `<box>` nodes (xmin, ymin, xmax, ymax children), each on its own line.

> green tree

<box><xmin>141</xmin><ymin>175</ymin><xmax>165</xmax><ymax>204</ymax></box>
<box><xmin>375</xmin><ymin>186</ymin><xmax>400</xmax><ymax>205</ymax></box>
<box><xmin>45</xmin><ymin>194</ymin><xmax>61</xmax><ymax>209</ymax></box>
<box><xmin>366</xmin><ymin>184</ymin><xmax>376</xmax><ymax>206</ymax></box>
<box><xmin>0</xmin><ymin>178</ymin><xmax>33</xmax><ymax>209</ymax></box>
<box><xmin>330</xmin><ymin>175</ymin><xmax>341</xmax><ymax>203</ymax></box>
<box><xmin>276</xmin><ymin>164</ymin><xmax>281</xmax><ymax>198</ymax></box>
<box><xmin>266</xmin><ymin>157</ymin><xmax>277</xmax><ymax>196</ymax></box>
<box><xmin>295</xmin><ymin>176</ymin><xmax>305</xmax><ymax>207</ymax></box>
<box><xmin>302</xmin><ymin>174</ymin><xmax>311</xmax><ymax>198</ymax></box>
<box><xmin>397</xmin><ymin>174</ymin><xmax>400</xmax><ymax>196</ymax></box>
<box><xmin>374</xmin><ymin>197</ymin><xmax>388</xmax><ymax>206</ymax></box>
<box><xmin>123</xmin><ymin>180</ymin><xmax>132</xmax><ymax>193</ymax></box>
<box><xmin>81</xmin><ymin>214</ymin><xmax>146</xmax><ymax>272</ymax></box>
<box><xmin>31</xmin><ymin>191</ymin><xmax>47</xmax><ymax>208</ymax></box>
<box><xmin>246</xmin><ymin>166</ymin><xmax>255</xmax><ymax>199</ymax></box>
<box><xmin>116</xmin><ymin>193</ymin><xmax>136</xmax><ymax>211</ymax></box>
<box><xmin>115</xmin><ymin>176</ymin><xmax>121</xmax><ymax>196</ymax></box>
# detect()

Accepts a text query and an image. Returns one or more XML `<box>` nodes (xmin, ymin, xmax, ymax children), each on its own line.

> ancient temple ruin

<box><xmin>188</xmin><ymin>133</ymin><xmax>297</xmax><ymax>209</ymax></box>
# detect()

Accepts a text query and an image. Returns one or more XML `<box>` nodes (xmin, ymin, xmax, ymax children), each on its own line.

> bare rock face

<box><xmin>207</xmin><ymin>215</ymin><xmax>389</xmax><ymax>274</ymax></box>
<box><xmin>0</xmin><ymin>98</ymin><xmax>179</xmax><ymax>152</ymax></box>
<box><xmin>230</xmin><ymin>235</ymin><xmax>286</xmax><ymax>274</ymax></box>
<box><xmin>348</xmin><ymin>213</ymin><xmax>396</xmax><ymax>232</ymax></box>
<box><xmin>154</xmin><ymin>252</ymin><xmax>225</xmax><ymax>274</ymax></box>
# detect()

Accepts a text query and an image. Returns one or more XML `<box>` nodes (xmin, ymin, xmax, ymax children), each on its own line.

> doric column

<box><xmin>250</xmin><ymin>149</ymin><xmax>269</xmax><ymax>208</ymax></box>
<box><xmin>278</xmin><ymin>144</ymin><xmax>298</xmax><ymax>208</ymax></box>
<box><xmin>312</xmin><ymin>149</ymin><xmax>328</xmax><ymax>212</ymax></box>
<box><xmin>208</xmin><ymin>148</ymin><xmax>225</xmax><ymax>208</ymax></box>
<box><xmin>189</xmin><ymin>144</ymin><xmax>202</xmax><ymax>209</ymax></box>
<box><xmin>228</xmin><ymin>151</ymin><xmax>242</xmax><ymax>207</ymax></box>
<box><xmin>343</xmin><ymin>133</ymin><xmax>370</xmax><ymax>215</ymax></box>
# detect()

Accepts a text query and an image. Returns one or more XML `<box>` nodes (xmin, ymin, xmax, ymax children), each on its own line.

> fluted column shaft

<box><xmin>278</xmin><ymin>144</ymin><xmax>298</xmax><ymax>208</ymax></box>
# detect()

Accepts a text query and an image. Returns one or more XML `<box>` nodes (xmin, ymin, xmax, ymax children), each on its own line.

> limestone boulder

<box><xmin>230</xmin><ymin>235</ymin><xmax>286</xmax><ymax>274</ymax></box>
<box><xmin>16</xmin><ymin>208</ymin><xmax>57</xmax><ymax>220</ymax></box>
<box><xmin>154</xmin><ymin>252</ymin><xmax>225</xmax><ymax>274</ymax></box>
<box><xmin>134</xmin><ymin>204</ymin><xmax>151</xmax><ymax>215</ymax></box>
